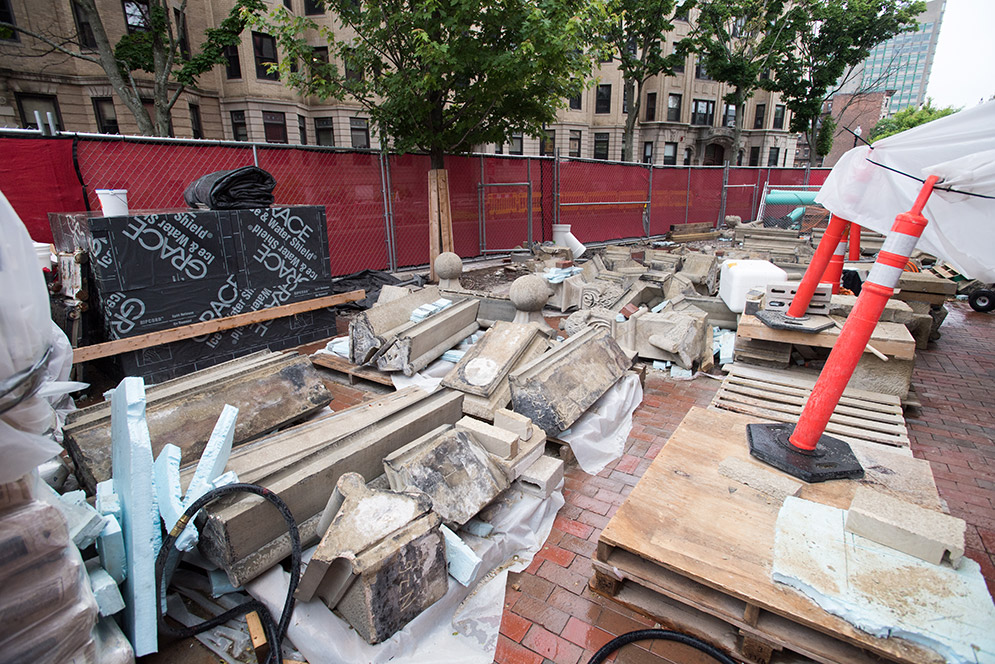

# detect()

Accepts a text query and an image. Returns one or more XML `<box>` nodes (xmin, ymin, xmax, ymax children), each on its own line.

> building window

<box><xmin>224</xmin><ymin>44</ymin><xmax>242</xmax><ymax>78</ymax></box>
<box><xmin>691</xmin><ymin>99</ymin><xmax>715</xmax><ymax>126</ymax></box>
<box><xmin>283</xmin><ymin>0</ymin><xmax>293</xmax><ymax>8</ymax></box>
<box><xmin>297</xmin><ymin>114</ymin><xmax>307</xmax><ymax>145</ymax></box>
<box><xmin>189</xmin><ymin>103</ymin><xmax>202</xmax><ymax>139</ymax></box>
<box><xmin>642</xmin><ymin>141</ymin><xmax>653</xmax><ymax>164</ymax></box>
<box><xmin>350</xmin><ymin>117</ymin><xmax>369</xmax><ymax>148</ymax></box>
<box><xmin>569</xmin><ymin>130</ymin><xmax>581</xmax><ymax>157</ymax></box>
<box><xmin>768</xmin><ymin>146</ymin><xmax>780</xmax><ymax>167</ymax></box>
<box><xmin>593</xmin><ymin>133</ymin><xmax>609</xmax><ymax>160</ymax></box>
<box><xmin>494</xmin><ymin>142</ymin><xmax>503</xmax><ymax>154</ymax></box>
<box><xmin>0</xmin><ymin>0</ymin><xmax>17</xmax><ymax>41</ymax></box>
<box><xmin>303</xmin><ymin>0</ymin><xmax>323</xmax><ymax>14</ymax></box>
<box><xmin>754</xmin><ymin>103</ymin><xmax>766</xmax><ymax>129</ymax></box>
<box><xmin>674</xmin><ymin>2</ymin><xmax>689</xmax><ymax>21</ymax></box>
<box><xmin>92</xmin><ymin>98</ymin><xmax>118</xmax><ymax>134</ymax></box>
<box><xmin>695</xmin><ymin>58</ymin><xmax>711</xmax><ymax>80</ymax></box>
<box><xmin>231</xmin><ymin>110</ymin><xmax>248</xmax><ymax>141</ymax></box>
<box><xmin>509</xmin><ymin>132</ymin><xmax>523</xmax><ymax>155</ymax></box>
<box><xmin>72</xmin><ymin>2</ymin><xmax>96</xmax><ymax>48</ymax></box>
<box><xmin>122</xmin><ymin>0</ymin><xmax>150</xmax><ymax>33</ymax></box>
<box><xmin>667</xmin><ymin>94</ymin><xmax>681</xmax><ymax>122</ymax></box>
<box><xmin>17</xmin><ymin>94</ymin><xmax>63</xmax><ymax>130</ymax></box>
<box><xmin>568</xmin><ymin>93</ymin><xmax>581</xmax><ymax>111</ymax></box>
<box><xmin>749</xmin><ymin>146</ymin><xmax>760</xmax><ymax>166</ymax></box>
<box><xmin>663</xmin><ymin>142</ymin><xmax>677</xmax><ymax>165</ymax></box>
<box><xmin>344</xmin><ymin>48</ymin><xmax>363</xmax><ymax>83</ymax></box>
<box><xmin>173</xmin><ymin>8</ymin><xmax>189</xmax><ymax>59</ymax></box>
<box><xmin>672</xmin><ymin>44</ymin><xmax>684</xmax><ymax>73</ymax></box>
<box><xmin>539</xmin><ymin>129</ymin><xmax>555</xmax><ymax>156</ymax></box>
<box><xmin>622</xmin><ymin>86</ymin><xmax>631</xmax><ymax>114</ymax></box>
<box><xmin>314</xmin><ymin>117</ymin><xmax>334</xmax><ymax>145</ymax></box>
<box><xmin>683</xmin><ymin>147</ymin><xmax>692</xmax><ymax>165</ymax></box>
<box><xmin>253</xmin><ymin>32</ymin><xmax>279</xmax><ymax>80</ymax></box>
<box><xmin>773</xmin><ymin>104</ymin><xmax>786</xmax><ymax>130</ymax></box>
<box><xmin>263</xmin><ymin>111</ymin><xmax>287</xmax><ymax>143</ymax></box>
<box><xmin>595</xmin><ymin>84</ymin><xmax>611</xmax><ymax>114</ymax></box>
<box><xmin>723</xmin><ymin>104</ymin><xmax>736</xmax><ymax>128</ymax></box>
<box><xmin>645</xmin><ymin>92</ymin><xmax>656</xmax><ymax>121</ymax></box>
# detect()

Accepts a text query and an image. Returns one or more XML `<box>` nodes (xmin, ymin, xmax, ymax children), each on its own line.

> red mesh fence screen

<box><xmin>2</xmin><ymin>131</ymin><xmax>834</xmax><ymax>272</ymax></box>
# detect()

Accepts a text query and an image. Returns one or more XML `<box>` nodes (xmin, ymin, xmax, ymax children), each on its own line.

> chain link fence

<box><xmin>2</xmin><ymin>130</ymin><xmax>831</xmax><ymax>275</ymax></box>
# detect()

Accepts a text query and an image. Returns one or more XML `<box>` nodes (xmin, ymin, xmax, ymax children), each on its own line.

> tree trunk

<box><xmin>731</xmin><ymin>88</ymin><xmax>745</xmax><ymax>166</ymax></box>
<box><xmin>621</xmin><ymin>76</ymin><xmax>640</xmax><ymax>162</ymax></box>
<box><xmin>807</xmin><ymin>118</ymin><xmax>819</xmax><ymax>167</ymax></box>
<box><xmin>77</xmin><ymin>0</ymin><xmax>156</xmax><ymax>135</ymax></box>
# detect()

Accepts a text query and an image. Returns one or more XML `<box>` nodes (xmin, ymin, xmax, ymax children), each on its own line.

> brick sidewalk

<box><xmin>497</xmin><ymin>300</ymin><xmax>995</xmax><ymax>664</ymax></box>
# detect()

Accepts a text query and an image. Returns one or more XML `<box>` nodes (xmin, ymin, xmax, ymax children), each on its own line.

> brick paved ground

<box><xmin>496</xmin><ymin>300</ymin><xmax>995</xmax><ymax>664</ymax></box>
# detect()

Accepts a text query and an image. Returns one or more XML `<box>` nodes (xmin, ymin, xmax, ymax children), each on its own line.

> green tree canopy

<box><xmin>768</xmin><ymin>0</ymin><xmax>923</xmax><ymax>164</ymax></box>
<box><xmin>692</xmin><ymin>0</ymin><xmax>800</xmax><ymax>162</ymax></box>
<box><xmin>870</xmin><ymin>101</ymin><xmax>959</xmax><ymax>141</ymax></box>
<box><xmin>594</xmin><ymin>0</ymin><xmax>687</xmax><ymax>161</ymax></box>
<box><xmin>254</xmin><ymin>0</ymin><xmax>597</xmax><ymax>168</ymax></box>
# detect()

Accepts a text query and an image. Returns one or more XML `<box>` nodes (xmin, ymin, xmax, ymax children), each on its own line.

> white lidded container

<box><xmin>719</xmin><ymin>259</ymin><xmax>787</xmax><ymax>313</ymax></box>
<box><xmin>95</xmin><ymin>189</ymin><xmax>129</xmax><ymax>217</ymax></box>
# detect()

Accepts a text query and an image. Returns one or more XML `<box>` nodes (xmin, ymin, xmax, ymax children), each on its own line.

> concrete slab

<box><xmin>773</xmin><ymin>496</ymin><xmax>995</xmax><ymax>664</ymax></box>
<box><xmin>846</xmin><ymin>486</ymin><xmax>966</xmax><ymax>567</ymax></box>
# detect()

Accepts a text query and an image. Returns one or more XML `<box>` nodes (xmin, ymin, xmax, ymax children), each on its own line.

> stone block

<box><xmin>509</xmin><ymin>326</ymin><xmax>631</xmax><ymax>436</ymax></box>
<box><xmin>845</xmin><ymin>486</ymin><xmax>966</xmax><ymax>567</ymax></box>
<box><xmin>456</xmin><ymin>416</ymin><xmax>519</xmax><ymax>458</ymax></box>
<box><xmin>493</xmin><ymin>408</ymin><xmax>533</xmax><ymax>441</ymax></box>
<box><xmin>515</xmin><ymin>455</ymin><xmax>564</xmax><ymax>499</ymax></box>
<box><xmin>384</xmin><ymin>427</ymin><xmax>509</xmax><ymax>526</ymax></box>
<box><xmin>492</xmin><ymin>427</ymin><xmax>548</xmax><ymax>482</ymax></box>
<box><xmin>298</xmin><ymin>473</ymin><xmax>447</xmax><ymax>644</ymax></box>
<box><xmin>678</xmin><ymin>253</ymin><xmax>719</xmax><ymax>295</ymax></box>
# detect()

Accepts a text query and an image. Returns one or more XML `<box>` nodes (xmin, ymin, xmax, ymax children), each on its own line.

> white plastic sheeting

<box><xmin>246</xmin><ymin>485</ymin><xmax>564</xmax><ymax>664</ymax></box>
<box><xmin>559</xmin><ymin>373</ymin><xmax>643</xmax><ymax>475</ymax></box>
<box><xmin>0</xmin><ymin>190</ymin><xmax>86</xmax><ymax>484</ymax></box>
<box><xmin>816</xmin><ymin>100</ymin><xmax>995</xmax><ymax>282</ymax></box>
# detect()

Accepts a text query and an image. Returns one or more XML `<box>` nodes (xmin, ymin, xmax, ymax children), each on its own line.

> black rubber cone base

<box><xmin>746</xmin><ymin>422</ymin><xmax>864</xmax><ymax>483</ymax></box>
<box><xmin>755</xmin><ymin>310</ymin><xmax>835</xmax><ymax>333</ymax></box>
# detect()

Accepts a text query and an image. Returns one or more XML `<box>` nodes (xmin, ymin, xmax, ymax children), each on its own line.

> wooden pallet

<box><xmin>710</xmin><ymin>364</ymin><xmax>909</xmax><ymax>449</ymax></box>
<box><xmin>310</xmin><ymin>351</ymin><xmax>394</xmax><ymax>386</ymax></box>
<box><xmin>593</xmin><ymin>406</ymin><xmax>944</xmax><ymax>664</ymax></box>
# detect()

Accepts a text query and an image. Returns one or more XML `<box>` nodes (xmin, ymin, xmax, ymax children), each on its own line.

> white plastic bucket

<box><xmin>552</xmin><ymin>223</ymin><xmax>586</xmax><ymax>258</ymax></box>
<box><xmin>718</xmin><ymin>259</ymin><xmax>788</xmax><ymax>313</ymax></box>
<box><xmin>95</xmin><ymin>189</ymin><xmax>129</xmax><ymax>217</ymax></box>
<box><xmin>33</xmin><ymin>242</ymin><xmax>53</xmax><ymax>271</ymax></box>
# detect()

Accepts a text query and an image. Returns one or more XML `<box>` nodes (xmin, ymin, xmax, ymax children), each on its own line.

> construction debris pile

<box><xmin>3</xmin><ymin>186</ymin><xmax>987</xmax><ymax>664</ymax></box>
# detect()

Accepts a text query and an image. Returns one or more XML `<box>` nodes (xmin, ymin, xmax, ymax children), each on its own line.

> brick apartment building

<box><xmin>0</xmin><ymin>0</ymin><xmax>797</xmax><ymax>166</ymax></box>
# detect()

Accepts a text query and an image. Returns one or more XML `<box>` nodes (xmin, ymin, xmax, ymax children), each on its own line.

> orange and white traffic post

<box><xmin>748</xmin><ymin>176</ymin><xmax>939</xmax><ymax>481</ymax></box>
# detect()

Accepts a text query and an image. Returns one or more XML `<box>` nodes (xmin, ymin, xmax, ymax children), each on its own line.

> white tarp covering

<box><xmin>816</xmin><ymin>100</ymin><xmax>995</xmax><ymax>282</ymax></box>
<box><xmin>0</xmin><ymin>190</ymin><xmax>85</xmax><ymax>483</ymax></box>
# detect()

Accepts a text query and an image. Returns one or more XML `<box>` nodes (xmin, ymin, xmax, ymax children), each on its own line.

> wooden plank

<box><xmin>669</xmin><ymin>231</ymin><xmax>720</xmax><ymax>243</ymax></box>
<box><xmin>670</xmin><ymin>221</ymin><xmax>714</xmax><ymax>235</ymax></box>
<box><xmin>428</xmin><ymin>169</ymin><xmax>442</xmax><ymax>281</ymax></box>
<box><xmin>597</xmin><ymin>406</ymin><xmax>943</xmax><ymax>664</ymax></box>
<box><xmin>245</xmin><ymin>611</ymin><xmax>270</xmax><ymax>664</ymax></box>
<box><xmin>713</xmin><ymin>389</ymin><xmax>908</xmax><ymax>447</ymax></box>
<box><xmin>311</xmin><ymin>352</ymin><xmax>394</xmax><ymax>386</ymax></box>
<box><xmin>720</xmin><ymin>380</ymin><xmax>907</xmax><ymax>428</ymax></box>
<box><xmin>72</xmin><ymin>290</ymin><xmax>365</xmax><ymax>363</ymax></box>
<box><xmin>438</xmin><ymin>169</ymin><xmax>454</xmax><ymax>254</ymax></box>
<box><xmin>728</xmin><ymin>364</ymin><xmax>903</xmax><ymax>408</ymax></box>
<box><xmin>736</xmin><ymin>315</ymin><xmax>915</xmax><ymax>361</ymax></box>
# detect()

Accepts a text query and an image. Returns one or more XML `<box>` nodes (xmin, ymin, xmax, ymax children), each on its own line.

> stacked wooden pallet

<box><xmin>669</xmin><ymin>222</ymin><xmax>719</xmax><ymax>243</ymax></box>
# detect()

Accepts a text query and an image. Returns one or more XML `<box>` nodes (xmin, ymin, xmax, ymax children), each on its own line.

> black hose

<box><xmin>587</xmin><ymin>629</ymin><xmax>739</xmax><ymax>664</ymax></box>
<box><xmin>155</xmin><ymin>482</ymin><xmax>301</xmax><ymax>664</ymax></box>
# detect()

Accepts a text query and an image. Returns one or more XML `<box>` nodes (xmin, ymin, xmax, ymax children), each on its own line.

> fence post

<box><xmin>553</xmin><ymin>149</ymin><xmax>561</xmax><ymax>226</ymax></box>
<box><xmin>526</xmin><ymin>157</ymin><xmax>533</xmax><ymax>250</ymax></box>
<box><xmin>378</xmin><ymin>152</ymin><xmax>398</xmax><ymax>271</ymax></box>
<box><xmin>645</xmin><ymin>164</ymin><xmax>653</xmax><ymax>237</ymax></box>
<box><xmin>718</xmin><ymin>161</ymin><xmax>729</xmax><ymax>228</ymax></box>
<box><xmin>684</xmin><ymin>167</ymin><xmax>691</xmax><ymax>225</ymax></box>
<box><xmin>804</xmin><ymin>161</ymin><xmax>811</xmax><ymax>187</ymax></box>
<box><xmin>252</xmin><ymin>144</ymin><xmax>258</xmax><ymax>167</ymax></box>
<box><xmin>479</xmin><ymin>156</ymin><xmax>486</xmax><ymax>255</ymax></box>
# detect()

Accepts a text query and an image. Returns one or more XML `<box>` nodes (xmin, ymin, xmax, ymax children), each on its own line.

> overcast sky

<box><xmin>925</xmin><ymin>0</ymin><xmax>995</xmax><ymax>108</ymax></box>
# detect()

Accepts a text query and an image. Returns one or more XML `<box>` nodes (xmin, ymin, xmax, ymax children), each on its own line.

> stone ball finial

<box><xmin>509</xmin><ymin>274</ymin><xmax>551</xmax><ymax>313</ymax></box>
<box><xmin>435</xmin><ymin>252</ymin><xmax>463</xmax><ymax>281</ymax></box>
